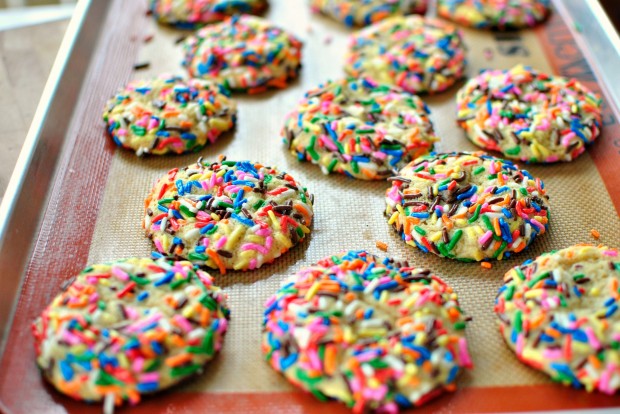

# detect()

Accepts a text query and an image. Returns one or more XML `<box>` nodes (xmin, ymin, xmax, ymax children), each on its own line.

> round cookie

<box><xmin>150</xmin><ymin>0</ymin><xmax>268</xmax><ymax>29</ymax></box>
<box><xmin>345</xmin><ymin>15</ymin><xmax>466</xmax><ymax>95</ymax></box>
<box><xmin>438</xmin><ymin>0</ymin><xmax>550</xmax><ymax>30</ymax></box>
<box><xmin>182</xmin><ymin>15</ymin><xmax>303</xmax><ymax>93</ymax></box>
<box><xmin>310</xmin><ymin>0</ymin><xmax>428</xmax><ymax>27</ymax></box>
<box><xmin>32</xmin><ymin>258</ymin><xmax>229</xmax><ymax>406</ymax></box>
<box><xmin>103</xmin><ymin>75</ymin><xmax>237</xmax><ymax>156</ymax></box>
<box><xmin>456</xmin><ymin>65</ymin><xmax>602</xmax><ymax>163</ymax></box>
<box><xmin>385</xmin><ymin>151</ymin><xmax>550</xmax><ymax>261</ymax></box>
<box><xmin>144</xmin><ymin>158</ymin><xmax>314</xmax><ymax>273</ymax></box>
<box><xmin>263</xmin><ymin>250</ymin><xmax>472</xmax><ymax>412</ymax></box>
<box><xmin>495</xmin><ymin>245</ymin><xmax>620</xmax><ymax>393</ymax></box>
<box><xmin>282</xmin><ymin>77</ymin><xmax>438</xmax><ymax>180</ymax></box>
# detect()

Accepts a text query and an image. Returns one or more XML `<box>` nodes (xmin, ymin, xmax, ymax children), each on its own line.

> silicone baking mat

<box><xmin>1</xmin><ymin>0</ymin><xmax>619</xmax><ymax>413</ymax></box>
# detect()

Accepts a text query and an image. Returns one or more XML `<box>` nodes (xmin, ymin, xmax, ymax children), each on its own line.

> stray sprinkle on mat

<box><xmin>591</xmin><ymin>229</ymin><xmax>601</xmax><ymax>239</ymax></box>
<box><xmin>481</xmin><ymin>262</ymin><xmax>492</xmax><ymax>269</ymax></box>
<box><xmin>376</xmin><ymin>241</ymin><xmax>388</xmax><ymax>252</ymax></box>
<box><xmin>133</xmin><ymin>62</ymin><xmax>150</xmax><ymax>70</ymax></box>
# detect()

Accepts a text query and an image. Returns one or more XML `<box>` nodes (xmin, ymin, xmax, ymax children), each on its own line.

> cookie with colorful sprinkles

<box><xmin>310</xmin><ymin>0</ymin><xmax>428</xmax><ymax>27</ymax></box>
<box><xmin>182</xmin><ymin>15</ymin><xmax>302</xmax><ymax>94</ymax></box>
<box><xmin>32</xmin><ymin>258</ymin><xmax>229</xmax><ymax>407</ymax></box>
<box><xmin>438</xmin><ymin>0</ymin><xmax>550</xmax><ymax>30</ymax></box>
<box><xmin>150</xmin><ymin>0</ymin><xmax>268</xmax><ymax>29</ymax></box>
<box><xmin>103</xmin><ymin>75</ymin><xmax>237</xmax><ymax>156</ymax></box>
<box><xmin>262</xmin><ymin>250</ymin><xmax>472</xmax><ymax>412</ymax></box>
<box><xmin>385</xmin><ymin>152</ymin><xmax>549</xmax><ymax>261</ymax></box>
<box><xmin>456</xmin><ymin>65</ymin><xmax>602</xmax><ymax>163</ymax></box>
<box><xmin>282</xmin><ymin>77</ymin><xmax>438</xmax><ymax>180</ymax></box>
<box><xmin>144</xmin><ymin>157</ymin><xmax>314</xmax><ymax>273</ymax></box>
<box><xmin>345</xmin><ymin>15</ymin><xmax>466</xmax><ymax>94</ymax></box>
<box><xmin>495</xmin><ymin>245</ymin><xmax>620</xmax><ymax>394</ymax></box>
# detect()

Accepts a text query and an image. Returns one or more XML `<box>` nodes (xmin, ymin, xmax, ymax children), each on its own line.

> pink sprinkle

<box><xmin>458</xmin><ymin>337</ymin><xmax>473</xmax><ymax>368</ymax></box>
<box><xmin>215</xmin><ymin>236</ymin><xmax>228</xmax><ymax>250</ymax></box>
<box><xmin>585</xmin><ymin>327</ymin><xmax>601</xmax><ymax>350</ymax></box>
<box><xmin>530</xmin><ymin>219</ymin><xmax>545</xmax><ymax>231</ymax></box>
<box><xmin>516</xmin><ymin>333</ymin><xmax>525</xmax><ymax>356</ymax></box>
<box><xmin>154</xmin><ymin>239</ymin><xmax>165</xmax><ymax>253</ymax></box>
<box><xmin>173</xmin><ymin>314</ymin><xmax>193</xmax><ymax>332</ymax></box>
<box><xmin>478</xmin><ymin>231</ymin><xmax>493</xmax><ymax>246</ymax></box>
<box><xmin>249</xmin><ymin>258</ymin><xmax>258</xmax><ymax>270</ymax></box>
<box><xmin>112</xmin><ymin>267</ymin><xmax>130</xmax><ymax>281</ymax></box>
<box><xmin>241</xmin><ymin>243</ymin><xmax>269</xmax><ymax>255</ymax></box>
<box><xmin>132</xmin><ymin>357</ymin><xmax>144</xmax><ymax>373</ymax></box>
<box><xmin>603</xmin><ymin>250</ymin><xmax>618</xmax><ymax>257</ymax></box>
<box><xmin>139</xmin><ymin>372</ymin><xmax>160</xmax><ymax>383</ymax></box>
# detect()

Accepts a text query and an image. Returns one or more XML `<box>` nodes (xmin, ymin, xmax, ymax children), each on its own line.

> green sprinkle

<box><xmin>171</xmin><ymin>363</ymin><xmax>202</xmax><ymax>378</ymax></box>
<box><xmin>202</xmin><ymin>329</ymin><xmax>214</xmax><ymax>355</ymax></box>
<box><xmin>253</xmin><ymin>199</ymin><xmax>265</xmax><ymax>210</ymax></box>
<box><xmin>447</xmin><ymin>229</ymin><xmax>463</xmax><ymax>251</ymax></box>
<box><xmin>199</xmin><ymin>293</ymin><xmax>217</xmax><ymax>311</ymax></box>
<box><xmin>180</xmin><ymin>205</ymin><xmax>196</xmax><ymax>218</ymax></box>
<box><xmin>414</xmin><ymin>226</ymin><xmax>426</xmax><ymax>236</ymax></box>
<box><xmin>468</xmin><ymin>204</ymin><xmax>482</xmax><ymax>223</ymax></box>
<box><xmin>131</xmin><ymin>125</ymin><xmax>146</xmax><ymax>136</ymax></box>
<box><xmin>514</xmin><ymin>310</ymin><xmax>523</xmax><ymax>333</ymax></box>
<box><xmin>206</xmin><ymin>225</ymin><xmax>218</xmax><ymax>235</ymax></box>
<box><xmin>453</xmin><ymin>321</ymin><xmax>467</xmax><ymax>330</ymax></box>
<box><xmin>505</xmin><ymin>285</ymin><xmax>515</xmax><ymax>300</ymax></box>
<box><xmin>158</xmin><ymin>198</ymin><xmax>175</xmax><ymax>205</ymax></box>
<box><xmin>327</xmin><ymin>158</ymin><xmax>338</xmax><ymax>173</ymax></box>
<box><xmin>519</xmin><ymin>188</ymin><xmax>528</xmax><ymax>196</ymax></box>
<box><xmin>492</xmin><ymin>241</ymin><xmax>508</xmax><ymax>259</ymax></box>
<box><xmin>130</xmin><ymin>274</ymin><xmax>151</xmax><ymax>286</ymax></box>
<box><xmin>188</xmin><ymin>253</ymin><xmax>208</xmax><ymax>261</ymax></box>
<box><xmin>222</xmin><ymin>160</ymin><xmax>236</xmax><ymax>166</ymax></box>
<box><xmin>170</xmin><ymin>277</ymin><xmax>188</xmax><ymax>290</ymax></box>
<box><xmin>527</xmin><ymin>272</ymin><xmax>550</xmax><ymax>288</ymax></box>
<box><xmin>96</xmin><ymin>371</ymin><xmax>124</xmax><ymax>386</ymax></box>
<box><xmin>218</xmin><ymin>201</ymin><xmax>234</xmax><ymax>209</ymax></box>
<box><xmin>515</xmin><ymin>268</ymin><xmax>526</xmax><ymax>280</ymax></box>
<box><xmin>505</xmin><ymin>146</ymin><xmax>521</xmax><ymax>155</ymax></box>
<box><xmin>97</xmin><ymin>300</ymin><xmax>106</xmax><ymax>310</ymax></box>
<box><xmin>473</xmin><ymin>166</ymin><xmax>485</xmax><ymax>175</ymax></box>
<box><xmin>481</xmin><ymin>215</ymin><xmax>494</xmax><ymax>232</ymax></box>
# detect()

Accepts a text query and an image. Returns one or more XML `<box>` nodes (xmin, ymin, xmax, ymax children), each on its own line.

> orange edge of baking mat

<box><xmin>1</xmin><ymin>2</ymin><xmax>619</xmax><ymax>414</ymax></box>
<box><xmin>537</xmin><ymin>1</ymin><xmax>620</xmax><ymax>214</ymax></box>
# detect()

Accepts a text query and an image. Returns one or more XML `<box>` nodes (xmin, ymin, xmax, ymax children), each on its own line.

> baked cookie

<box><xmin>144</xmin><ymin>158</ymin><xmax>314</xmax><ymax>273</ymax></box>
<box><xmin>385</xmin><ymin>151</ymin><xmax>549</xmax><ymax>261</ymax></box>
<box><xmin>263</xmin><ymin>250</ymin><xmax>472</xmax><ymax>412</ymax></box>
<box><xmin>438</xmin><ymin>0</ymin><xmax>550</xmax><ymax>30</ymax></box>
<box><xmin>495</xmin><ymin>245</ymin><xmax>620</xmax><ymax>393</ymax></box>
<box><xmin>103</xmin><ymin>75</ymin><xmax>237</xmax><ymax>156</ymax></box>
<box><xmin>32</xmin><ymin>258</ymin><xmax>229</xmax><ymax>406</ymax></box>
<box><xmin>183</xmin><ymin>15</ymin><xmax>303</xmax><ymax>93</ymax></box>
<box><xmin>310</xmin><ymin>0</ymin><xmax>428</xmax><ymax>27</ymax></box>
<box><xmin>283</xmin><ymin>77</ymin><xmax>438</xmax><ymax>180</ymax></box>
<box><xmin>345</xmin><ymin>15</ymin><xmax>466</xmax><ymax>94</ymax></box>
<box><xmin>150</xmin><ymin>0</ymin><xmax>268</xmax><ymax>28</ymax></box>
<box><xmin>457</xmin><ymin>65</ymin><xmax>602</xmax><ymax>163</ymax></box>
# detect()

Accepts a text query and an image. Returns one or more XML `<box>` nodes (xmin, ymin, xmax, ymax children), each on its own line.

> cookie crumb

<box><xmin>376</xmin><ymin>241</ymin><xmax>388</xmax><ymax>252</ymax></box>
<box><xmin>591</xmin><ymin>229</ymin><xmax>601</xmax><ymax>240</ymax></box>
<box><xmin>481</xmin><ymin>262</ymin><xmax>492</xmax><ymax>269</ymax></box>
<box><xmin>133</xmin><ymin>62</ymin><xmax>151</xmax><ymax>70</ymax></box>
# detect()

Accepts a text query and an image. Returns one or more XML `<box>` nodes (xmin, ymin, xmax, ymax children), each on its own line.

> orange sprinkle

<box><xmin>324</xmin><ymin>345</ymin><xmax>337</xmax><ymax>376</ymax></box>
<box><xmin>206</xmin><ymin>248</ymin><xmax>226</xmax><ymax>275</ymax></box>
<box><xmin>165</xmin><ymin>353</ymin><xmax>193</xmax><ymax>367</ymax></box>
<box><xmin>481</xmin><ymin>262</ymin><xmax>492</xmax><ymax>269</ymax></box>
<box><xmin>376</xmin><ymin>241</ymin><xmax>388</xmax><ymax>252</ymax></box>
<box><xmin>591</xmin><ymin>229</ymin><xmax>601</xmax><ymax>240</ymax></box>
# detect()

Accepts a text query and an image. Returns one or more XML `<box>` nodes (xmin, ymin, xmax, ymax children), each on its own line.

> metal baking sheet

<box><xmin>1</xmin><ymin>0</ymin><xmax>619</xmax><ymax>413</ymax></box>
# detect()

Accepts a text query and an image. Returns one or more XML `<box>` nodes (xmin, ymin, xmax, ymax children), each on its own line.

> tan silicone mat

<box><xmin>88</xmin><ymin>0</ymin><xmax>619</xmax><ymax>394</ymax></box>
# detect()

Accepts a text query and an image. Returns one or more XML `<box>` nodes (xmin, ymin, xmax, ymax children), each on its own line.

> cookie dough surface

<box><xmin>183</xmin><ymin>15</ymin><xmax>303</xmax><ymax>93</ymax></box>
<box><xmin>263</xmin><ymin>250</ymin><xmax>472</xmax><ymax>412</ymax></box>
<box><xmin>310</xmin><ymin>0</ymin><xmax>427</xmax><ymax>27</ymax></box>
<box><xmin>103</xmin><ymin>75</ymin><xmax>237</xmax><ymax>156</ymax></box>
<box><xmin>345</xmin><ymin>15</ymin><xmax>466</xmax><ymax>94</ymax></box>
<box><xmin>151</xmin><ymin>0</ymin><xmax>268</xmax><ymax>28</ymax></box>
<box><xmin>495</xmin><ymin>245</ymin><xmax>620</xmax><ymax>393</ymax></box>
<box><xmin>385</xmin><ymin>152</ymin><xmax>550</xmax><ymax>261</ymax></box>
<box><xmin>32</xmin><ymin>258</ymin><xmax>229</xmax><ymax>405</ymax></box>
<box><xmin>144</xmin><ymin>158</ymin><xmax>314</xmax><ymax>273</ymax></box>
<box><xmin>438</xmin><ymin>0</ymin><xmax>550</xmax><ymax>30</ymax></box>
<box><xmin>283</xmin><ymin>77</ymin><xmax>438</xmax><ymax>180</ymax></box>
<box><xmin>456</xmin><ymin>65</ymin><xmax>602</xmax><ymax>163</ymax></box>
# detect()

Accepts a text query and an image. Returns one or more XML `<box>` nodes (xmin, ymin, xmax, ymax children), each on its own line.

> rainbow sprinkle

<box><xmin>32</xmin><ymin>258</ymin><xmax>229</xmax><ymax>406</ymax></box>
<box><xmin>144</xmin><ymin>157</ymin><xmax>314</xmax><ymax>273</ymax></box>
<box><xmin>385</xmin><ymin>151</ymin><xmax>550</xmax><ymax>261</ymax></box>
<box><xmin>495</xmin><ymin>245</ymin><xmax>620</xmax><ymax>394</ymax></box>
<box><xmin>263</xmin><ymin>250</ymin><xmax>472</xmax><ymax>412</ymax></box>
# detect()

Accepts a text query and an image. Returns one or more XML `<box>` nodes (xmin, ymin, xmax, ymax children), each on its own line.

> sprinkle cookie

<box><xmin>495</xmin><ymin>245</ymin><xmax>620</xmax><ymax>393</ymax></box>
<box><xmin>32</xmin><ymin>258</ymin><xmax>229</xmax><ymax>406</ymax></box>
<box><xmin>345</xmin><ymin>15</ymin><xmax>466</xmax><ymax>95</ymax></box>
<box><xmin>282</xmin><ymin>77</ymin><xmax>438</xmax><ymax>180</ymax></box>
<box><xmin>456</xmin><ymin>65</ymin><xmax>602</xmax><ymax>163</ymax></box>
<box><xmin>438</xmin><ymin>0</ymin><xmax>550</xmax><ymax>30</ymax></box>
<box><xmin>103</xmin><ymin>75</ymin><xmax>237</xmax><ymax>156</ymax></box>
<box><xmin>144</xmin><ymin>158</ymin><xmax>314</xmax><ymax>273</ymax></box>
<box><xmin>263</xmin><ymin>250</ymin><xmax>472</xmax><ymax>412</ymax></box>
<box><xmin>385</xmin><ymin>152</ymin><xmax>550</xmax><ymax>261</ymax></box>
<box><xmin>150</xmin><ymin>0</ymin><xmax>268</xmax><ymax>28</ymax></box>
<box><xmin>183</xmin><ymin>15</ymin><xmax>303</xmax><ymax>93</ymax></box>
<box><xmin>310</xmin><ymin>0</ymin><xmax>428</xmax><ymax>27</ymax></box>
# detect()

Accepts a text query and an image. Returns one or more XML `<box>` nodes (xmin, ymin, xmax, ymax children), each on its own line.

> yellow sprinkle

<box><xmin>305</xmin><ymin>282</ymin><xmax>320</xmax><ymax>301</ymax></box>
<box><xmin>268</xmin><ymin>210</ymin><xmax>280</xmax><ymax>230</ymax></box>
<box><xmin>388</xmin><ymin>211</ymin><xmax>399</xmax><ymax>225</ymax></box>
<box><xmin>275</xmin><ymin>232</ymin><xmax>292</xmax><ymax>248</ymax></box>
<box><xmin>226</xmin><ymin>226</ymin><xmax>245</xmax><ymax>249</ymax></box>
